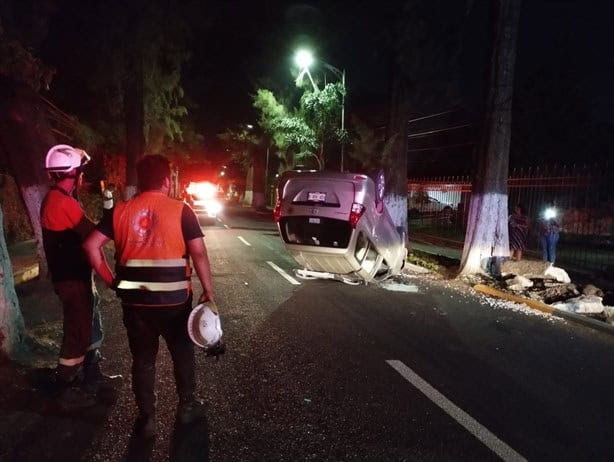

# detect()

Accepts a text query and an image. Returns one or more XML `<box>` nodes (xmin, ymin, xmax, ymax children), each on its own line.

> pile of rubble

<box><xmin>499</xmin><ymin>260</ymin><xmax>614</xmax><ymax>325</ymax></box>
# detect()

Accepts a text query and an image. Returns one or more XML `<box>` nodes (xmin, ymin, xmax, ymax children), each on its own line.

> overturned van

<box><xmin>274</xmin><ymin>170</ymin><xmax>407</xmax><ymax>284</ymax></box>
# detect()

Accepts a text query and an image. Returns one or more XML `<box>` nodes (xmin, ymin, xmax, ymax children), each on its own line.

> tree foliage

<box><xmin>300</xmin><ymin>81</ymin><xmax>345</xmax><ymax>167</ymax></box>
<box><xmin>252</xmin><ymin>80</ymin><xmax>345</xmax><ymax>171</ymax></box>
<box><xmin>347</xmin><ymin>114</ymin><xmax>396</xmax><ymax>173</ymax></box>
<box><xmin>218</xmin><ymin>126</ymin><xmax>261</xmax><ymax>173</ymax></box>
<box><xmin>46</xmin><ymin>1</ymin><xmax>193</xmax><ymax>156</ymax></box>
<box><xmin>0</xmin><ymin>38</ymin><xmax>55</xmax><ymax>92</ymax></box>
<box><xmin>253</xmin><ymin>88</ymin><xmax>316</xmax><ymax>170</ymax></box>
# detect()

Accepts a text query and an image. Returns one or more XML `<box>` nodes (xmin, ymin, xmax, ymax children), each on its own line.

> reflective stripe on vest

<box><xmin>117</xmin><ymin>280</ymin><xmax>189</xmax><ymax>291</ymax></box>
<box><xmin>124</xmin><ymin>258</ymin><xmax>188</xmax><ymax>267</ymax></box>
<box><xmin>116</xmin><ymin>288</ymin><xmax>189</xmax><ymax>306</ymax></box>
<box><xmin>116</xmin><ymin>258</ymin><xmax>190</xmax><ymax>307</ymax></box>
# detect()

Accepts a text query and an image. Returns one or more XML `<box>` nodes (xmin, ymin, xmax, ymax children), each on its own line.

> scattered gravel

<box><xmin>401</xmin><ymin>268</ymin><xmax>564</xmax><ymax>322</ymax></box>
<box><xmin>474</xmin><ymin>294</ymin><xmax>562</xmax><ymax>322</ymax></box>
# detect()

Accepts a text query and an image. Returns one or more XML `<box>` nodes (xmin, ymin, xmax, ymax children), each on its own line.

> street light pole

<box><xmin>322</xmin><ymin>62</ymin><xmax>346</xmax><ymax>172</ymax></box>
<box><xmin>264</xmin><ymin>145</ymin><xmax>270</xmax><ymax>206</ymax></box>
<box><xmin>340</xmin><ymin>69</ymin><xmax>345</xmax><ymax>172</ymax></box>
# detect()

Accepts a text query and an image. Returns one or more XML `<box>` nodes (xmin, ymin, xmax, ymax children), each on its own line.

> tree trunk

<box><xmin>0</xmin><ymin>206</ymin><xmax>26</xmax><ymax>362</ymax></box>
<box><xmin>252</xmin><ymin>150</ymin><xmax>266</xmax><ymax>209</ymax></box>
<box><xmin>124</xmin><ymin>54</ymin><xmax>145</xmax><ymax>200</ymax></box>
<box><xmin>384</xmin><ymin>63</ymin><xmax>410</xmax><ymax>237</ymax></box>
<box><xmin>459</xmin><ymin>0</ymin><xmax>522</xmax><ymax>275</ymax></box>
<box><xmin>243</xmin><ymin>164</ymin><xmax>254</xmax><ymax>206</ymax></box>
<box><xmin>318</xmin><ymin>141</ymin><xmax>325</xmax><ymax>170</ymax></box>
<box><xmin>18</xmin><ymin>185</ymin><xmax>47</xmax><ymax>276</ymax></box>
<box><xmin>0</xmin><ymin>79</ymin><xmax>53</xmax><ymax>277</ymax></box>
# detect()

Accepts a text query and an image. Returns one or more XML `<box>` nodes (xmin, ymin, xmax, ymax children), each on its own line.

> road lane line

<box><xmin>266</xmin><ymin>261</ymin><xmax>301</xmax><ymax>285</ymax></box>
<box><xmin>223</xmin><ymin>224</ymin><xmax>229</xmax><ymax>229</ymax></box>
<box><xmin>237</xmin><ymin>236</ymin><xmax>251</xmax><ymax>246</ymax></box>
<box><xmin>386</xmin><ymin>360</ymin><xmax>526</xmax><ymax>462</ymax></box>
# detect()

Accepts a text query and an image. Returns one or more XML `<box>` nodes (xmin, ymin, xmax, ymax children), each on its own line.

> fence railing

<box><xmin>408</xmin><ymin>164</ymin><xmax>614</xmax><ymax>275</ymax></box>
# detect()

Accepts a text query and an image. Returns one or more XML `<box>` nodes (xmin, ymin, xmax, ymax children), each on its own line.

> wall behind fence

<box><xmin>408</xmin><ymin>164</ymin><xmax>614</xmax><ymax>274</ymax></box>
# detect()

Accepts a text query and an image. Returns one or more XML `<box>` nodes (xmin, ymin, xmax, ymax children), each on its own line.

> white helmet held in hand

<box><xmin>187</xmin><ymin>302</ymin><xmax>224</xmax><ymax>354</ymax></box>
<box><xmin>45</xmin><ymin>144</ymin><xmax>91</xmax><ymax>173</ymax></box>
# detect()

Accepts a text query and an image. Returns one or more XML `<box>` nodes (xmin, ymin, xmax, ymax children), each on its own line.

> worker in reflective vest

<box><xmin>84</xmin><ymin>154</ymin><xmax>216</xmax><ymax>439</ymax></box>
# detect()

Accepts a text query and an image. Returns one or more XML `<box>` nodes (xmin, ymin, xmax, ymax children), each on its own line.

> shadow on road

<box><xmin>0</xmin><ymin>363</ymin><xmax>117</xmax><ymax>461</ymax></box>
<box><xmin>122</xmin><ymin>414</ymin><xmax>209</xmax><ymax>462</ymax></box>
<box><xmin>170</xmin><ymin>416</ymin><xmax>209</xmax><ymax>462</ymax></box>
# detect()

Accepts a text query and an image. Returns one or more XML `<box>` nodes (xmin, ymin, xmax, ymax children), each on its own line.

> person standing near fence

<box><xmin>539</xmin><ymin>205</ymin><xmax>560</xmax><ymax>264</ymax></box>
<box><xmin>508</xmin><ymin>204</ymin><xmax>530</xmax><ymax>260</ymax></box>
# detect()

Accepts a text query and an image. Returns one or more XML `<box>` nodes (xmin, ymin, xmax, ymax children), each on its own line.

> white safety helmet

<box><xmin>187</xmin><ymin>302</ymin><xmax>224</xmax><ymax>352</ymax></box>
<box><xmin>45</xmin><ymin>144</ymin><xmax>91</xmax><ymax>173</ymax></box>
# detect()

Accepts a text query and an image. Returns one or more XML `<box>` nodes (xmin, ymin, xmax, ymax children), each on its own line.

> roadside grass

<box><xmin>407</xmin><ymin>249</ymin><xmax>460</xmax><ymax>278</ymax></box>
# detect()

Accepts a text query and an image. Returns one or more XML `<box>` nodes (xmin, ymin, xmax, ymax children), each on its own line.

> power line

<box><xmin>408</xmin><ymin>141</ymin><xmax>476</xmax><ymax>152</ymax></box>
<box><xmin>407</xmin><ymin>110</ymin><xmax>457</xmax><ymax>124</ymax></box>
<box><xmin>407</xmin><ymin>123</ymin><xmax>473</xmax><ymax>139</ymax></box>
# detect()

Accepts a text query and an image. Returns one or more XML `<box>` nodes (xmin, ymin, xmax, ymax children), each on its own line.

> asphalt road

<box><xmin>5</xmin><ymin>204</ymin><xmax>614</xmax><ymax>461</ymax></box>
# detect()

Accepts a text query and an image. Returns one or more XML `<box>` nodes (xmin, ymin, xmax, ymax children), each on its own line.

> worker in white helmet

<box><xmin>41</xmin><ymin>144</ymin><xmax>115</xmax><ymax>410</ymax></box>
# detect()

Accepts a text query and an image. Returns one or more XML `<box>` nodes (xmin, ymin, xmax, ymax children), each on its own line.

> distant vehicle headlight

<box><xmin>207</xmin><ymin>199</ymin><xmax>223</xmax><ymax>215</ymax></box>
<box><xmin>187</xmin><ymin>181</ymin><xmax>217</xmax><ymax>199</ymax></box>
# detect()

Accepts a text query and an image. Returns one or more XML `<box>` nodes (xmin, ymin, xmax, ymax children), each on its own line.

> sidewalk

<box><xmin>409</xmin><ymin>236</ymin><xmax>614</xmax><ymax>336</ymax></box>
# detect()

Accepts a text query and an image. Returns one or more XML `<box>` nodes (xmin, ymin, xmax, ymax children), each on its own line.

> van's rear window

<box><xmin>279</xmin><ymin>216</ymin><xmax>352</xmax><ymax>248</ymax></box>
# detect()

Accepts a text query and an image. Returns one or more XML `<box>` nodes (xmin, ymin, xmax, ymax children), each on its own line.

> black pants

<box><xmin>122</xmin><ymin>298</ymin><xmax>195</xmax><ymax>416</ymax></box>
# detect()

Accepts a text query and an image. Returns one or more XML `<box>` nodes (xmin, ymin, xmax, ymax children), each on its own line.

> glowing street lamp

<box><xmin>295</xmin><ymin>49</ymin><xmax>313</xmax><ymax>69</ymax></box>
<box><xmin>294</xmin><ymin>49</ymin><xmax>318</xmax><ymax>92</ymax></box>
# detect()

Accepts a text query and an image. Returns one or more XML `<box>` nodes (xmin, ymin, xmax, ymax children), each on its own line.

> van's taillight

<box><xmin>349</xmin><ymin>203</ymin><xmax>366</xmax><ymax>228</ymax></box>
<box><xmin>273</xmin><ymin>200</ymin><xmax>282</xmax><ymax>222</ymax></box>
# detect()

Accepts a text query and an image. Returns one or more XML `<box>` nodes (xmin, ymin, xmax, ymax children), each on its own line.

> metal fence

<box><xmin>408</xmin><ymin>164</ymin><xmax>614</xmax><ymax>275</ymax></box>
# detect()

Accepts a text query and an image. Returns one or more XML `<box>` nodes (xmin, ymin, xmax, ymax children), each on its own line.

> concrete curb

<box><xmin>403</xmin><ymin>263</ymin><xmax>431</xmax><ymax>274</ymax></box>
<box><xmin>13</xmin><ymin>263</ymin><xmax>39</xmax><ymax>285</ymax></box>
<box><xmin>474</xmin><ymin>283</ymin><xmax>614</xmax><ymax>337</ymax></box>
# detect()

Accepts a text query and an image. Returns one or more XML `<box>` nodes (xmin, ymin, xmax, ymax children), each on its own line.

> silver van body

<box><xmin>275</xmin><ymin>171</ymin><xmax>407</xmax><ymax>283</ymax></box>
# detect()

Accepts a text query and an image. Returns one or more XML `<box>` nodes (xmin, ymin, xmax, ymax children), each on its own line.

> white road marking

<box><xmin>380</xmin><ymin>281</ymin><xmax>420</xmax><ymax>293</ymax></box>
<box><xmin>386</xmin><ymin>360</ymin><xmax>527</xmax><ymax>462</ymax></box>
<box><xmin>237</xmin><ymin>236</ymin><xmax>251</xmax><ymax>246</ymax></box>
<box><xmin>267</xmin><ymin>261</ymin><xmax>301</xmax><ymax>285</ymax></box>
<box><xmin>223</xmin><ymin>224</ymin><xmax>229</xmax><ymax>229</ymax></box>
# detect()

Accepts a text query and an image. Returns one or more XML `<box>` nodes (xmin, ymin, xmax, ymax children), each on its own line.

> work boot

<box><xmin>134</xmin><ymin>413</ymin><xmax>156</xmax><ymax>439</ymax></box>
<box><xmin>177</xmin><ymin>398</ymin><xmax>207</xmax><ymax>425</ymax></box>
<box><xmin>82</xmin><ymin>349</ymin><xmax>122</xmax><ymax>395</ymax></box>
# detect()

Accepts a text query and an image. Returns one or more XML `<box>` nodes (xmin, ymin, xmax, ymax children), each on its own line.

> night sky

<box><xmin>11</xmin><ymin>0</ymin><xmax>614</xmax><ymax>172</ymax></box>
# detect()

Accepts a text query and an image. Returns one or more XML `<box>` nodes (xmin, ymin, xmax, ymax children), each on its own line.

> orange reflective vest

<box><xmin>113</xmin><ymin>191</ymin><xmax>191</xmax><ymax>307</ymax></box>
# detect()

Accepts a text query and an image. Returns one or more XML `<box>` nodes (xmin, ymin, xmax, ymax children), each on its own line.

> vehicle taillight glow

<box><xmin>349</xmin><ymin>203</ymin><xmax>366</xmax><ymax>228</ymax></box>
<box><xmin>273</xmin><ymin>200</ymin><xmax>282</xmax><ymax>223</ymax></box>
<box><xmin>186</xmin><ymin>181</ymin><xmax>216</xmax><ymax>199</ymax></box>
